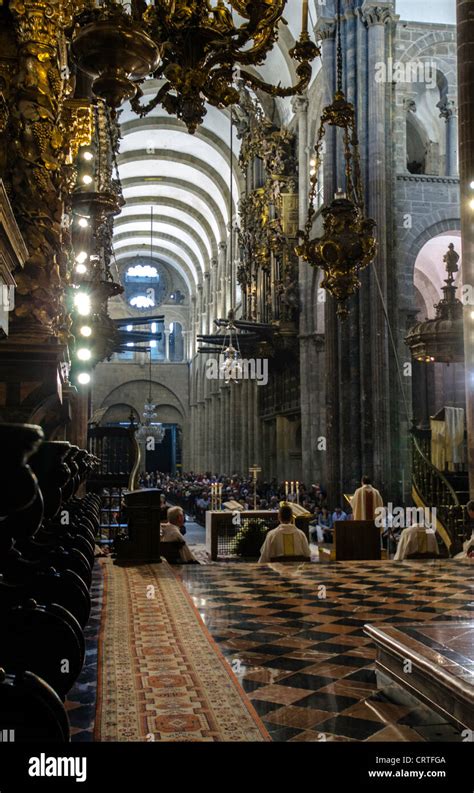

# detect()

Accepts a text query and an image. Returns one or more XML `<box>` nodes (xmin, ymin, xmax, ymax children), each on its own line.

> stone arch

<box><xmin>101</xmin><ymin>379</ymin><xmax>187</xmax><ymax>420</ymax></box>
<box><xmin>407</xmin><ymin>218</ymin><xmax>462</xmax><ymax>281</ymax></box>
<box><xmin>101</xmin><ymin>403</ymin><xmax>139</xmax><ymax>425</ymax></box>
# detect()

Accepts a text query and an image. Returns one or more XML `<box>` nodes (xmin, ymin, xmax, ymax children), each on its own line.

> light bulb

<box><xmin>77</xmin><ymin>372</ymin><xmax>91</xmax><ymax>385</ymax></box>
<box><xmin>470</xmin><ymin>181</ymin><xmax>474</xmax><ymax>190</ymax></box>
<box><xmin>470</xmin><ymin>199</ymin><xmax>474</xmax><ymax>210</ymax></box>
<box><xmin>75</xmin><ymin>264</ymin><xmax>87</xmax><ymax>274</ymax></box>
<box><xmin>83</xmin><ymin>150</ymin><xmax>94</xmax><ymax>162</ymax></box>
<box><xmin>75</xmin><ymin>251</ymin><xmax>88</xmax><ymax>264</ymax></box>
<box><xmin>74</xmin><ymin>292</ymin><xmax>91</xmax><ymax>316</ymax></box>
<box><xmin>80</xmin><ymin>325</ymin><xmax>92</xmax><ymax>337</ymax></box>
<box><xmin>78</xmin><ymin>217</ymin><xmax>89</xmax><ymax>228</ymax></box>
<box><xmin>77</xmin><ymin>348</ymin><xmax>92</xmax><ymax>361</ymax></box>
<box><xmin>82</xmin><ymin>174</ymin><xmax>93</xmax><ymax>185</ymax></box>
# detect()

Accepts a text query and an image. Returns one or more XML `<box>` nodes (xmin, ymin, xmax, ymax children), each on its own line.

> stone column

<box><xmin>218</xmin><ymin>240</ymin><xmax>227</xmax><ymax>318</ymax></box>
<box><xmin>440</xmin><ymin>99</ymin><xmax>459</xmax><ymax>178</ymax></box>
<box><xmin>204</xmin><ymin>271</ymin><xmax>211</xmax><ymax>334</ymax></box>
<box><xmin>190</xmin><ymin>294</ymin><xmax>197</xmax><ymax>358</ymax></box>
<box><xmin>198</xmin><ymin>401</ymin><xmax>205</xmax><ymax>471</ymax></box>
<box><xmin>197</xmin><ymin>283</ymin><xmax>204</xmax><ymax>335</ymax></box>
<box><xmin>293</xmin><ymin>93</ymin><xmax>313</xmax><ymax>483</ymax></box>
<box><xmin>205</xmin><ymin>394</ymin><xmax>212</xmax><ymax>472</ymax></box>
<box><xmin>458</xmin><ymin>0</ymin><xmax>474</xmax><ymax>496</ymax></box>
<box><xmin>222</xmin><ymin>387</ymin><xmax>230</xmax><ymax>474</ymax></box>
<box><xmin>214</xmin><ymin>392</ymin><xmax>221</xmax><ymax>473</ymax></box>
<box><xmin>316</xmin><ymin>17</ymin><xmax>339</xmax><ymax>502</ymax></box>
<box><xmin>164</xmin><ymin>329</ymin><xmax>170</xmax><ymax>362</ymax></box>
<box><xmin>361</xmin><ymin>1</ymin><xmax>395</xmax><ymax>496</ymax></box>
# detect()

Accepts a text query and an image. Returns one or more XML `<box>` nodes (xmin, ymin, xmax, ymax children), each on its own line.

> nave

<box><xmin>65</xmin><ymin>555</ymin><xmax>473</xmax><ymax>743</ymax></box>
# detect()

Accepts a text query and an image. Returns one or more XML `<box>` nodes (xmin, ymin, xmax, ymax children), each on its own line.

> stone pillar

<box><xmin>222</xmin><ymin>387</ymin><xmax>230</xmax><ymax>474</ymax></box>
<box><xmin>198</xmin><ymin>401</ymin><xmax>205</xmax><ymax>471</ymax></box>
<box><xmin>361</xmin><ymin>1</ymin><xmax>395</xmax><ymax>496</ymax></box>
<box><xmin>205</xmin><ymin>394</ymin><xmax>212</xmax><ymax>472</ymax></box>
<box><xmin>214</xmin><ymin>392</ymin><xmax>221</xmax><ymax>473</ymax></box>
<box><xmin>204</xmin><ymin>271</ymin><xmax>211</xmax><ymax>334</ymax></box>
<box><xmin>317</xmin><ymin>17</ymin><xmax>339</xmax><ymax>502</ymax></box>
<box><xmin>197</xmin><ymin>283</ymin><xmax>204</xmax><ymax>335</ymax></box>
<box><xmin>164</xmin><ymin>329</ymin><xmax>170</xmax><ymax>362</ymax></box>
<box><xmin>440</xmin><ymin>99</ymin><xmax>459</xmax><ymax>178</ymax></box>
<box><xmin>190</xmin><ymin>295</ymin><xmax>197</xmax><ymax>358</ymax></box>
<box><xmin>218</xmin><ymin>240</ymin><xmax>227</xmax><ymax>318</ymax></box>
<box><xmin>293</xmin><ymin>93</ymin><xmax>313</xmax><ymax>483</ymax></box>
<box><xmin>458</xmin><ymin>0</ymin><xmax>474</xmax><ymax>496</ymax></box>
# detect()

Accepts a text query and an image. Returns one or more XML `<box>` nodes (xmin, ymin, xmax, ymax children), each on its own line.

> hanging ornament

<box><xmin>296</xmin><ymin>0</ymin><xmax>377</xmax><ymax>321</ymax></box>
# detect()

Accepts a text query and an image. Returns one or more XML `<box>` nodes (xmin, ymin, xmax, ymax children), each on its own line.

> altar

<box><xmin>205</xmin><ymin>509</ymin><xmax>311</xmax><ymax>561</ymax></box>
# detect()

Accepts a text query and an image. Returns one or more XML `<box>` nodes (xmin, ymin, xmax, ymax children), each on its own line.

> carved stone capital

<box><xmin>404</xmin><ymin>98</ymin><xmax>417</xmax><ymax>114</ymax></box>
<box><xmin>291</xmin><ymin>95</ymin><xmax>309</xmax><ymax>115</ymax></box>
<box><xmin>359</xmin><ymin>1</ymin><xmax>397</xmax><ymax>27</ymax></box>
<box><xmin>437</xmin><ymin>97</ymin><xmax>457</xmax><ymax>122</ymax></box>
<box><xmin>315</xmin><ymin>18</ymin><xmax>336</xmax><ymax>41</ymax></box>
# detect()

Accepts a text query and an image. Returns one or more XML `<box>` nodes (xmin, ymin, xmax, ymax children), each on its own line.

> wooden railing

<box><xmin>411</xmin><ymin>433</ymin><xmax>464</xmax><ymax>552</ymax></box>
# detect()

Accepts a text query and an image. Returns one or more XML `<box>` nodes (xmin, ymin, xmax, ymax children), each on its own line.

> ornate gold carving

<box><xmin>71</xmin><ymin>0</ymin><xmax>319</xmax><ymax>133</ymax></box>
<box><xmin>62</xmin><ymin>98</ymin><xmax>93</xmax><ymax>163</ymax></box>
<box><xmin>237</xmin><ymin>92</ymin><xmax>299</xmax><ymax>329</ymax></box>
<box><xmin>7</xmin><ymin>0</ymin><xmax>83</xmax><ymax>338</ymax></box>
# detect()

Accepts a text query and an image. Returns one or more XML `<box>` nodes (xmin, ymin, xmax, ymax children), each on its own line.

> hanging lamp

<box><xmin>296</xmin><ymin>0</ymin><xmax>377</xmax><ymax>320</ymax></box>
<box><xmin>135</xmin><ymin>349</ymin><xmax>165</xmax><ymax>444</ymax></box>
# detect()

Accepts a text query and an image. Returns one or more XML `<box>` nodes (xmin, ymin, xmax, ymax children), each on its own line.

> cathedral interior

<box><xmin>0</xmin><ymin>0</ymin><xmax>473</xmax><ymax>767</ymax></box>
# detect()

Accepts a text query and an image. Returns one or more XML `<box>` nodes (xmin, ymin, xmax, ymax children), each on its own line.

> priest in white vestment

<box><xmin>394</xmin><ymin>524</ymin><xmax>439</xmax><ymax>560</ymax></box>
<box><xmin>351</xmin><ymin>476</ymin><xmax>383</xmax><ymax>520</ymax></box>
<box><xmin>259</xmin><ymin>505</ymin><xmax>311</xmax><ymax>563</ymax></box>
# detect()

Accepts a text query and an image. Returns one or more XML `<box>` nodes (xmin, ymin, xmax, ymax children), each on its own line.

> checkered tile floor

<box><xmin>179</xmin><ymin>560</ymin><xmax>474</xmax><ymax>742</ymax></box>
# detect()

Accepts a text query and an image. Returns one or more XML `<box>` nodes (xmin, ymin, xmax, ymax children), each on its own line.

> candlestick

<box><xmin>302</xmin><ymin>0</ymin><xmax>308</xmax><ymax>36</ymax></box>
<box><xmin>290</xmin><ymin>481</ymin><xmax>294</xmax><ymax>497</ymax></box>
<box><xmin>285</xmin><ymin>480</ymin><xmax>289</xmax><ymax>498</ymax></box>
<box><xmin>296</xmin><ymin>481</ymin><xmax>300</xmax><ymax>505</ymax></box>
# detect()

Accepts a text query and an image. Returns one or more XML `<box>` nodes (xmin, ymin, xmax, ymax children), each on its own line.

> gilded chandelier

<box><xmin>71</xmin><ymin>0</ymin><xmax>319</xmax><ymax>133</ymax></box>
<box><xmin>296</xmin><ymin>0</ymin><xmax>377</xmax><ymax>320</ymax></box>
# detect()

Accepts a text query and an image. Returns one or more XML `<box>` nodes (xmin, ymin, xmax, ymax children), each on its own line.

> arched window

<box><xmin>406</xmin><ymin>114</ymin><xmax>426</xmax><ymax>174</ymax></box>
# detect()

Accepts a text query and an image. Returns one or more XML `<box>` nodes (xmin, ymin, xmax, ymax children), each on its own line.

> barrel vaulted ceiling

<box><xmin>112</xmin><ymin>1</ymin><xmax>322</xmax><ymax>306</ymax></box>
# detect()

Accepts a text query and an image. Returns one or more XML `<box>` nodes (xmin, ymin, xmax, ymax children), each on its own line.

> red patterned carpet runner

<box><xmin>94</xmin><ymin>559</ymin><xmax>269</xmax><ymax>741</ymax></box>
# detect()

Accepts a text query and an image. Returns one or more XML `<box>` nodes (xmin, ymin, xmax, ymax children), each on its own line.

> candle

<box><xmin>285</xmin><ymin>480</ymin><xmax>289</xmax><ymax>498</ymax></box>
<box><xmin>290</xmin><ymin>481</ymin><xmax>294</xmax><ymax>497</ymax></box>
<box><xmin>296</xmin><ymin>481</ymin><xmax>300</xmax><ymax>504</ymax></box>
<box><xmin>302</xmin><ymin>0</ymin><xmax>308</xmax><ymax>35</ymax></box>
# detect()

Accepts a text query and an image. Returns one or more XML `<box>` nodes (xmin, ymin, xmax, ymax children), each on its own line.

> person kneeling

<box><xmin>161</xmin><ymin>506</ymin><xmax>198</xmax><ymax>564</ymax></box>
<box><xmin>259</xmin><ymin>504</ymin><xmax>311</xmax><ymax>563</ymax></box>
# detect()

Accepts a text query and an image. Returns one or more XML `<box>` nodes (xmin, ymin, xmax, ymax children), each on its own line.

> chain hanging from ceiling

<box><xmin>135</xmin><ymin>350</ymin><xmax>165</xmax><ymax>443</ymax></box>
<box><xmin>296</xmin><ymin>0</ymin><xmax>377</xmax><ymax>320</ymax></box>
<box><xmin>70</xmin><ymin>0</ymin><xmax>320</xmax><ymax>133</ymax></box>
